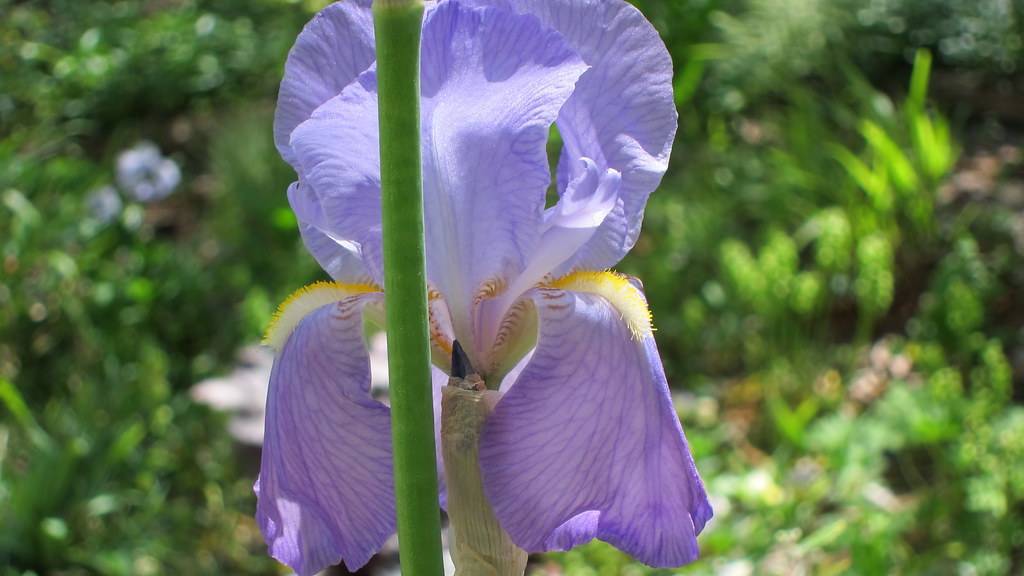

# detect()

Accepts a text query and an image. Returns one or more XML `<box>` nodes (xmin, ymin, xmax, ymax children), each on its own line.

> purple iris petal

<box><xmin>290</xmin><ymin>70</ymin><xmax>386</xmax><ymax>283</ymax></box>
<box><xmin>295</xmin><ymin>220</ymin><xmax>372</xmax><ymax>284</ymax></box>
<box><xmin>286</xmin><ymin>0</ymin><xmax>589</xmax><ymax>342</ymax></box>
<box><xmin>274</xmin><ymin>0</ymin><xmax>375</xmax><ymax>166</ymax></box>
<box><xmin>256</xmin><ymin>294</ymin><xmax>394</xmax><ymax>575</ymax></box>
<box><xmin>418</xmin><ymin>1</ymin><xmax>587</xmax><ymax>348</ymax></box>
<box><xmin>477</xmin><ymin>159</ymin><xmax>621</xmax><ymax>349</ymax></box>
<box><xmin>478</xmin><ymin>288</ymin><xmax>712</xmax><ymax>567</ymax></box>
<box><xmin>493</xmin><ymin>159</ymin><xmax>620</xmax><ymax>311</ymax></box>
<box><xmin>277</xmin><ymin>0</ymin><xmax>675</xmax><ymax>287</ymax></box>
<box><xmin>465</xmin><ymin>0</ymin><xmax>677</xmax><ymax>271</ymax></box>
<box><xmin>287</xmin><ymin>182</ymin><xmax>373</xmax><ymax>284</ymax></box>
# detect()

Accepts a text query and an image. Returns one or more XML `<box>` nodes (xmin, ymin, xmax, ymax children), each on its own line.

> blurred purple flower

<box><xmin>116</xmin><ymin>141</ymin><xmax>180</xmax><ymax>202</ymax></box>
<box><xmin>256</xmin><ymin>1</ymin><xmax>711</xmax><ymax>574</ymax></box>
<box><xmin>86</xmin><ymin>185</ymin><xmax>122</xmax><ymax>223</ymax></box>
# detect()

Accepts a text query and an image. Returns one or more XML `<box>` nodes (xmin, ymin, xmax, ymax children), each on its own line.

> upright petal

<box><xmin>418</xmin><ymin>1</ymin><xmax>588</xmax><ymax>349</ymax></box>
<box><xmin>465</xmin><ymin>0</ymin><xmax>677</xmax><ymax>270</ymax></box>
<box><xmin>478</xmin><ymin>285</ymin><xmax>711</xmax><ymax>567</ymax></box>
<box><xmin>289</xmin><ymin>70</ymin><xmax>385</xmax><ymax>283</ymax></box>
<box><xmin>274</xmin><ymin>0</ymin><xmax>375</xmax><ymax>166</ymax></box>
<box><xmin>287</xmin><ymin>182</ymin><xmax>374</xmax><ymax>284</ymax></box>
<box><xmin>476</xmin><ymin>160</ymin><xmax>619</xmax><ymax>360</ymax></box>
<box><xmin>256</xmin><ymin>293</ymin><xmax>394</xmax><ymax>575</ymax></box>
<box><xmin>496</xmin><ymin>159</ymin><xmax>621</xmax><ymax>306</ymax></box>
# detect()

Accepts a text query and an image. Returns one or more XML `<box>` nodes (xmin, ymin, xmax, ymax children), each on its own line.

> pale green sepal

<box><xmin>441</xmin><ymin>386</ymin><xmax>528</xmax><ymax>576</ymax></box>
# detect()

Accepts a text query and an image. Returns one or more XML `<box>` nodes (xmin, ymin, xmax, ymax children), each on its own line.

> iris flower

<box><xmin>257</xmin><ymin>0</ymin><xmax>712</xmax><ymax>574</ymax></box>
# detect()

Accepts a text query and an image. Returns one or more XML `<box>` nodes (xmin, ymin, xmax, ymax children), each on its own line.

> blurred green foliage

<box><xmin>559</xmin><ymin>1</ymin><xmax>1024</xmax><ymax>574</ymax></box>
<box><xmin>2</xmin><ymin>0</ymin><xmax>1022</xmax><ymax>575</ymax></box>
<box><xmin>1</xmin><ymin>1</ymin><xmax>319</xmax><ymax>573</ymax></box>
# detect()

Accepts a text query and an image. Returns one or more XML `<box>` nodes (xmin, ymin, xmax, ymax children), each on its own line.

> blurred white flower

<box><xmin>116</xmin><ymin>141</ymin><xmax>181</xmax><ymax>202</ymax></box>
<box><xmin>86</xmin><ymin>185</ymin><xmax>122</xmax><ymax>223</ymax></box>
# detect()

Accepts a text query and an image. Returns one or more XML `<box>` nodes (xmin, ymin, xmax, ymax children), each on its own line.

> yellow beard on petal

<box><xmin>262</xmin><ymin>281</ymin><xmax>381</xmax><ymax>352</ymax></box>
<box><xmin>544</xmin><ymin>270</ymin><xmax>654</xmax><ymax>340</ymax></box>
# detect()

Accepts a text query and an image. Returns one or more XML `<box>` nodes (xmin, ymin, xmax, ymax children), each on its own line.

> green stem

<box><xmin>374</xmin><ymin>2</ymin><xmax>444</xmax><ymax>576</ymax></box>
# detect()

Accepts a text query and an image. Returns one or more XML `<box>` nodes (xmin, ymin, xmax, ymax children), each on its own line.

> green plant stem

<box><xmin>374</xmin><ymin>2</ymin><xmax>444</xmax><ymax>576</ymax></box>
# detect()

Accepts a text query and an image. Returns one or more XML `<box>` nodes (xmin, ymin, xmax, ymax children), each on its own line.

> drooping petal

<box><xmin>418</xmin><ymin>1</ymin><xmax>588</xmax><ymax>349</ymax></box>
<box><xmin>289</xmin><ymin>70</ymin><xmax>385</xmax><ymax>283</ymax></box>
<box><xmin>464</xmin><ymin>0</ymin><xmax>677</xmax><ymax>271</ymax></box>
<box><xmin>274</xmin><ymin>0</ymin><xmax>375</xmax><ymax>166</ymax></box>
<box><xmin>478</xmin><ymin>284</ymin><xmax>712</xmax><ymax>567</ymax></box>
<box><xmin>256</xmin><ymin>293</ymin><xmax>394</xmax><ymax>575</ymax></box>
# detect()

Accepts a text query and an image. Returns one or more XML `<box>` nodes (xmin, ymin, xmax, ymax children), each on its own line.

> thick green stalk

<box><xmin>374</xmin><ymin>1</ymin><xmax>444</xmax><ymax>576</ymax></box>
